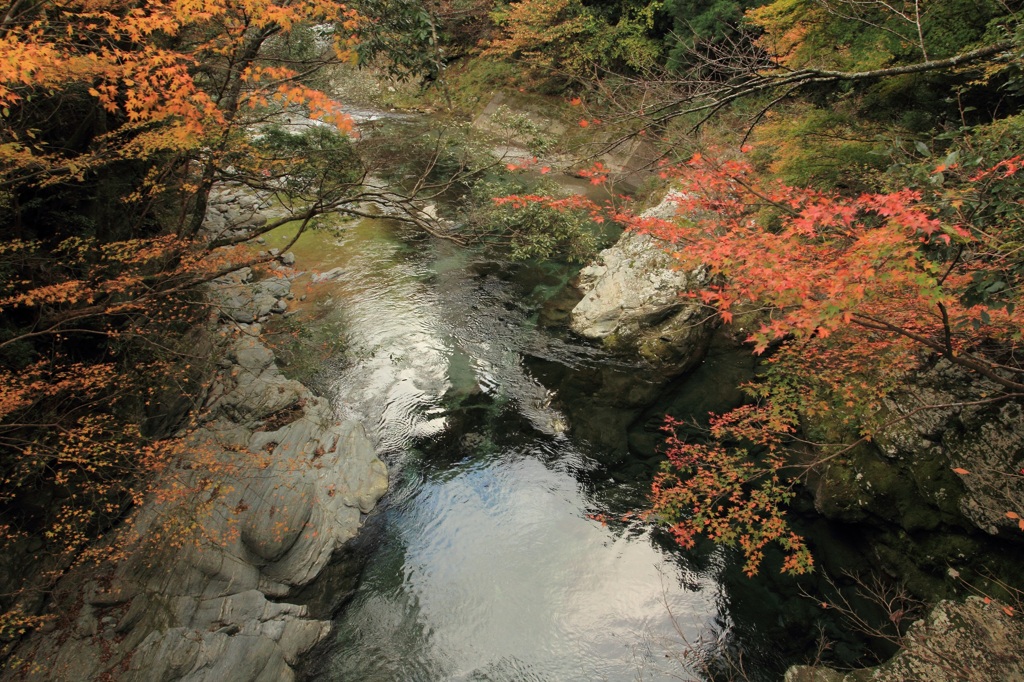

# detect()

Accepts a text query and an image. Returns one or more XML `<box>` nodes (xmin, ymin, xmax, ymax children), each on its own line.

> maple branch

<box><xmin>0</xmin><ymin>0</ymin><xmax>43</xmax><ymax>35</ymax></box>
<box><xmin>205</xmin><ymin>203</ymin><xmax>327</xmax><ymax>250</ymax></box>
<box><xmin>714</xmin><ymin>162</ymin><xmax>801</xmax><ymax>216</ymax></box>
<box><xmin>937</xmin><ymin>244</ymin><xmax>964</xmax><ymax>285</ymax></box>
<box><xmin>798</xmin><ymin>392</ymin><xmax>1024</xmax><ymax>471</ymax></box>
<box><xmin>337</xmin><ymin>198</ymin><xmax>469</xmax><ymax>244</ymax></box>
<box><xmin>0</xmin><ymin>243</ymin><xmax>297</xmax><ymax>352</ymax></box>
<box><xmin>187</xmin><ymin>24</ymin><xmax>282</xmax><ymax>238</ymax></box>
<box><xmin>937</xmin><ymin>301</ymin><xmax>953</xmax><ymax>356</ymax></box>
<box><xmin>851</xmin><ymin>313</ymin><xmax>1024</xmax><ymax>391</ymax></box>
<box><xmin>778</xmin><ymin>40</ymin><xmax>1012</xmax><ymax>82</ymax></box>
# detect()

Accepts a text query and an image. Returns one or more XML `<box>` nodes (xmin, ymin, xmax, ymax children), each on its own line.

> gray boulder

<box><xmin>208</xmin><ymin>273</ymin><xmax>292</xmax><ymax>325</ymax></box>
<box><xmin>570</xmin><ymin>193</ymin><xmax>717</xmax><ymax>371</ymax></box>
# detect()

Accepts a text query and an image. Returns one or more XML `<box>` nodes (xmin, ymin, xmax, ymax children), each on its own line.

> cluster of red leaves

<box><xmin>504</xmin><ymin>148</ymin><xmax>1024</xmax><ymax>574</ymax></box>
<box><xmin>649</xmin><ymin>414</ymin><xmax>813</xmax><ymax>577</ymax></box>
<box><xmin>646</xmin><ymin>152</ymin><xmax>1024</xmax><ymax>572</ymax></box>
<box><xmin>634</xmin><ymin>154</ymin><xmax>1012</xmax><ymax>357</ymax></box>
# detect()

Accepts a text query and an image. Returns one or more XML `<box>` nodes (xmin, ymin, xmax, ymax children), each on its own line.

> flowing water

<box><xmin>283</xmin><ymin>212</ymin><xmax>794</xmax><ymax>681</ymax></box>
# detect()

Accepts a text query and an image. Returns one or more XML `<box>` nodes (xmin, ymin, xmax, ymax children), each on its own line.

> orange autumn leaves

<box><xmin>0</xmin><ymin>0</ymin><xmax>360</xmax><ymax>187</ymax></box>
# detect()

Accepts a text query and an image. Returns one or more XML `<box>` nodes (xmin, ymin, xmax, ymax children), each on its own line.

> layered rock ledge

<box><xmin>6</xmin><ymin>261</ymin><xmax>386</xmax><ymax>681</ymax></box>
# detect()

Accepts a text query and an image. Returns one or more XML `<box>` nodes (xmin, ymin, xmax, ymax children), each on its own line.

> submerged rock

<box><xmin>570</xmin><ymin>194</ymin><xmax>717</xmax><ymax>372</ymax></box>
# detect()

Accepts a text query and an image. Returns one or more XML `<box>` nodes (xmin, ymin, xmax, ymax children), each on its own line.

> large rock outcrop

<box><xmin>873</xmin><ymin>361</ymin><xmax>1024</xmax><ymax>537</ymax></box>
<box><xmin>791</xmin><ymin>363</ymin><xmax>1024</xmax><ymax>682</ymax></box>
<box><xmin>804</xmin><ymin>360</ymin><xmax>1024</xmax><ymax>539</ymax></box>
<box><xmin>786</xmin><ymin>598</ymin><xmax>1024</xmax><ymax>682</ymax></box>
<box><xmin>570</xmin><ymin>194</ymin><xmax>717</xmax><ymax>372</ymax></box>
<box><xmin>5</xmin><ymin>277</ymin><xmax>387</xmax><ymax>682</ymax></box>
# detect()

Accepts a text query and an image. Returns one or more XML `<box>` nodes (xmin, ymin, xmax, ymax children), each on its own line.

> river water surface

<box><xmin>275</xmin><ymin>206</ymin><xmax>792</xmax><ymax>681</ymax></box>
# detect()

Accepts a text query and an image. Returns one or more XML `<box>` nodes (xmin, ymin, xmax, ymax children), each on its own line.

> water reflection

<box><xmin>310</xmin><ymin>219</ymin><xmax>728</xmax><ymax>681</ymax></box>
<box><xmin>326</xmin><ymin>444</ymin><xmax>720</xmax><ymax>682</ymax></box>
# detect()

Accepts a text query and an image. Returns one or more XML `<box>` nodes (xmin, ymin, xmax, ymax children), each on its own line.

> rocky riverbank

<box><xmin>3</xmin><ymin>193</ymin><xmax>387</xmax><ymax>682</ymax></box>
<box><xmin>786</xmin><ymin>598</ymin><xmax>1024</xmax><ymax>681</ymax></box>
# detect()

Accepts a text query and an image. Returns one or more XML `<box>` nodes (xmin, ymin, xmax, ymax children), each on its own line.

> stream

<box><xmin>270</xmin><ymin>114</ymin><xmax>904</xmax><ymax>681</ymax></box>
<box><xmin>276</xmin><ymin>205</ymin><xmax>803</xmax><ymax>681</ymax></box>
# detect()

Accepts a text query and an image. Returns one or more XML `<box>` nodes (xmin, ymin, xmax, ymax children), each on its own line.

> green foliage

<box><xmin>882</xmin><ymin>113</ymin><xmax>1024</xmax><ymax>315</ymax></box>
<box><xmin>461</xmin><ymin>175</ymin><xmax>599</xmax><ymax>262</ymax></box>
<box><xmin>663</xmin><ymin>0</ymin><xmax>766</xmax><ymax>72</ymax></box>
<box><xmin>486</xmin><ymin>0</ymin><xmax>666</xmax><ymax>81</ymax></box>
<box><xmin>351</xmin><ymin>0</ymin><xmax>499</xmax><ymax>83</ymax></box>
<box><xmin>492</xmin><ymin>105</ymin><xmax>556</xmax><ymax>155</ymax></box>
<box><xmin>440</xmin><ymin>59</ymin><xmax>523</xmax><ymax>107</ymax></box>
<box><xmin>918</xmin><ymin>0</ymin><xmax>1006</xmax><ymax>59</ymax></box>
<box><xmin>350</xmin><ymin>0</ymin><xmax>446</xmax><ymax>81</ymax></box>
<box><xmin>583</xmin><ymin>0</ymin><xmax>667</xmax><ymax>72</ymax></box>
<box><xmin>753</xmin><ymin>105</ymin><xmax>890</xmax><ymax>190</ymax></box>
<box><xmin>749</xmin><ymin>0</ymin><xmax>1011</xmax><ymax>72</ymax></box>
<box><xmin>253</xmin><ymin>124</ymin><xmax>364</xmax><ymax>202</ymax></box>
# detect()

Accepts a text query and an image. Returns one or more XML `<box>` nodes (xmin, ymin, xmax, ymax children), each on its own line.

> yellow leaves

<box><xmin>0</xmin><ymin>280</ymin><xmax>94</xmax><ymax>310</ymax></box>
<box><xmin>746</xmin><ymin>0</ymin><xmax>820</xmax><ymax>67</ymax></box>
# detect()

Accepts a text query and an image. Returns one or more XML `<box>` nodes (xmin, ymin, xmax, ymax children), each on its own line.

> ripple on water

<box><xmin>312</xmin><ymin>220</ymin><xmax>725</xmax><ymax>681</ymax></box>
<box><xmin>324</xmin><ymin>445</ymin><xmax>722</xmax><ymax>682</ymax></box>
